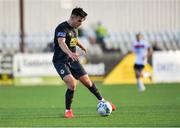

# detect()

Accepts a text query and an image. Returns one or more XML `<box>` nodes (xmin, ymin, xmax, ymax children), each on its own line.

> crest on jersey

<box><xmin>68</xmin><ymin>32</ymin><xmax>72</xmax><ymax>37</ymax></box>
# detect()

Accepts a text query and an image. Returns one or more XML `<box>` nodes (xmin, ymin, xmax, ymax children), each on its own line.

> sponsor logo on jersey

<box><xmin>134</xmin><ymin>44</ymin><xmax>145</xmax><ymax>48</ymax></box>
<box><xmin>70</xmin><ymin>38</ymin><xmax>78</xmax><ymax>47</ymax></box>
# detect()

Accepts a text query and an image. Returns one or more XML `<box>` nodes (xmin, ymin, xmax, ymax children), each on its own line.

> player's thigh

<box><xmin>134</xmin><ymin>69</ymin><xmax>141</xmax><ymax>78</ymax></box>
<box><xmin>63</xmin><ymin>74</ymin><xmax>77</xmax><ymax>90</ymax></box>
<box><xmin>69</xmin><ymin>61</ymin><xmax>87</xmax><ymax>79</ymax></box>
<box><xmin>53</xmin><ymin>62</ymin><xmax>77</xmax><ymax>90</ymax></box>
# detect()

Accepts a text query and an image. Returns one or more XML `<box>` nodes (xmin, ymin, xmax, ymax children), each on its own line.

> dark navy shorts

<box><xmin>134</xmin><ymin>64</ymin><xmax>144</xmax><ymax>72</ymax></box>
<box><xmin>53</xmin><ymin>60</ymin><xmax>87</xmax><ymax>80</ymax></box>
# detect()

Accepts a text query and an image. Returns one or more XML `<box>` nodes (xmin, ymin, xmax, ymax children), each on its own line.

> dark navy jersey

<box><xmin>53</xmin><ymin>21</ymin><xmax>78</xmax><ymax>63</ymax></box>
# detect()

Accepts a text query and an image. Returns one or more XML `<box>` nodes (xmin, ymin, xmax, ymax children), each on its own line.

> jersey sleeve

<box><xmin>55</xmin><ymin>26</ymin><xmax>66</xmax><ymax>38</ymax></box>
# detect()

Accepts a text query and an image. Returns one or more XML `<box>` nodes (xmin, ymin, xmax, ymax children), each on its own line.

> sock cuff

<box><xmin>88</xmin><ymin>83</ymin><xmax>96</xmax><ymax>89</ymax></box>
<box><xmin>67</xmin><ymin>89</ymin><xmax>74</xmax><ymax>93</ymax></box>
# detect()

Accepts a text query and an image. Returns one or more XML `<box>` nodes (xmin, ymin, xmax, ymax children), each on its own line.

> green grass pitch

<box><xmin>0</xmin><ymin>83</ymin><xmax>180</xmax><ymax>127</ymax></box>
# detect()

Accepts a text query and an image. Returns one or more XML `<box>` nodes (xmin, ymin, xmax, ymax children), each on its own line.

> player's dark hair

<box><xmin>136</xmin><ymin>33</ymin><xmax>142</xmax><ymax>37</ymax></box>
<box><xmin>71</xmin><ymin>7</ymin><xmax>87</xmax><ymax>18</ymax></box>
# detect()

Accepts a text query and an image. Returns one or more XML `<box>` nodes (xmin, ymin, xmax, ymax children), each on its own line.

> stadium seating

<box><xmin>0</xmin><ymin>31</ymin><xmax>180</xmax><ymax>54</ymax></box>
<box><xmin>103</xmin><ymin>31</ymin><xmax>180</xmax><ymax>53</ymax></box>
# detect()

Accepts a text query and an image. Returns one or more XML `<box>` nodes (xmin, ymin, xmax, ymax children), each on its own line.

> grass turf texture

<box><xmin>0</xmin><ymin>83</ymin><xmax>180</xmax><ymax>127</ymax></box>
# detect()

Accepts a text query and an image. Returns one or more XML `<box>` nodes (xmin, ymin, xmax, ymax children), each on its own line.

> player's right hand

<box><xmin>81</xmin><ymin>47</ymin><xmax>87</xmax><ymax>54</ymax></box>
<box><xmin>68</xmin><ymin>52</ymin><xmax>79</xmax><ymax>61</ymax></box>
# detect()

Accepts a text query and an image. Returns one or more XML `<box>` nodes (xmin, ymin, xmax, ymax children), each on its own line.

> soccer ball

<box><xmin>97</xmin><ymin>101</ymin><xmax>112</xmax><ymax>116</ymax></box>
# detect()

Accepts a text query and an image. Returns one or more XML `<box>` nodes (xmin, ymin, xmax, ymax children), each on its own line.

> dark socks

<box><xmin>65</xmin><ymin>89</ymin><xmax>74</xmax><ymax>110</ymax></box>
<box><xmin>88</xmin><ymin>83</ymin><xmax>103</xmax><ymax>100</ymax></box>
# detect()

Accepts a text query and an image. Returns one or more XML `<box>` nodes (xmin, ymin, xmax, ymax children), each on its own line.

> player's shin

<box><xmin>65</xmin><ymin>89</ymin><xmax>74</xmax><ymax>110</ymax></box>
<box><xmin>137</xmin><ymin>78</ymin><xmax>145</xmax><ymax>91</ymax></box>
<box><xmin>88</xmin><ymin>83</ymin><xmax>104</xmax><ymax>101</ymax></box>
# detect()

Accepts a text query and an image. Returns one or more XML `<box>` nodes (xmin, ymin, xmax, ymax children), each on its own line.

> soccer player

<box><xmin>52</xmin><ymin>7</ymin><xmax>116</xmax><ymax>118</ymax></box>
<box><xmin>132</xmin><ymin>33</ymin><xmax>153</xmax><ymax>91</ymax></box>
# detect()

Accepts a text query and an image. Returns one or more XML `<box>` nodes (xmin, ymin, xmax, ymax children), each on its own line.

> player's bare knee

<box><xmin>84</xmin><ymin>81</ymin><xmax>92</xmax><ymax>87</ymax></box>
<box><xmin>79</xmin><ymin>75</ymin><xmax>92</xmax><ymax>87</ymax></box>
<box><xmin>65</xmin><ymin>79</ymin><xmax>77</xmax><ymax>90</ymax></box>
<box><xmin>63</xmin><ymin>75</ymin><xmax>76</xmax><ymax>90</ymax></box>
<box><xmin>136</xmin><ymin>73</ymin><xmax>140</xmax><ymax>78</ymax></box>
<box><xmin>68</xmin><ymin>84</ymin><xmax>76</xmax><ymax>90</ymax></box>
<box><xmin>136</xmin><ymin>71</ymin><xmax>142</xmax><ymax>78</ymax></box>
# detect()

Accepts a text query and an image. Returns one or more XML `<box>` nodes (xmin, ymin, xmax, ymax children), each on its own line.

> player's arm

<box><xmin>77</xmin><ymin>40</ymin><xmax>87</xmax><ymax>53</ymax></box>
<box><xmin>131</xmin><ymin>42</ymin><xmax>136</xmax><ymax>54</ymax></box>
<box><xmin>57</xmin><ymin>38</ymin><xmax>79</xmax><ymax>61</ymax></box>
<box><xmin>147</xmin><ymin>47</ymin><xmax>153</xmax><ymax>58</ymax></box>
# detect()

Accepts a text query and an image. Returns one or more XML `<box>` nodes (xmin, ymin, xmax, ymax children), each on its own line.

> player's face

<box><xmin>72</xmin><ymin>16</ymin><xmax>86</xmax><ymax>28</ymax></box>
<box><xmin>136</xmin><ymin>34</ymin><xmax>143</xmax><ymax>41</ymax></box>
